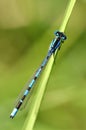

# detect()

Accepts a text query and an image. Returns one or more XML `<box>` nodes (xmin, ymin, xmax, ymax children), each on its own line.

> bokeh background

<box><xmin>0</xmin><ymin>0</ymin><xmax>86</xmax><ymax>130</ymax></box>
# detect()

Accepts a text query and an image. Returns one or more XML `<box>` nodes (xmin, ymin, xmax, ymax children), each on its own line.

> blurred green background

<box><xmin>0</xmin><ymin>0</ymin><xmax>86</xmax><ymax>130</ymax></box>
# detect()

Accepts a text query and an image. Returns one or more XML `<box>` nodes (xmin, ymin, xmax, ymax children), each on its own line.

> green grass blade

<box><xmin>23</xmin><ymin>0</ymin><xmax>76</xmax><ymax>130</ymax></box>
<box><xmin>60</xmin><ymin>0</ymin><xmax>76</xmax><ymax>32</ymax></box>
<box><xmin>23</xmin><ymin>55</ymin><xmax>54</xmax><ymax>130</ymax></box>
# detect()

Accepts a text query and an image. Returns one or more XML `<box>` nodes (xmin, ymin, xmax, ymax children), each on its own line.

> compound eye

<box><xmin>54</xmin><ymin>31</ymin><xmax>59</xmax><ymax>36</ymax></box>
<box><xmin>62</xmin><ymin>36</ymin><xmax>67</xmax><ymax>40</ymax></box>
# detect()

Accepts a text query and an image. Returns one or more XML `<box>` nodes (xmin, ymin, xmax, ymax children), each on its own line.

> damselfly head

<box><xmin>54</xmin><ymin>30</ymin><xmax>67</xmax><ymax>41</ymax></box>
<box><xmin>48</xmin><ymin>30</ymin><xmax>67</xmax><ymax>53</ymax></box>
<box><xmin>61</xmin><ymin>35</ymin><xmax>67</xmax><ymax>42</ymax></box>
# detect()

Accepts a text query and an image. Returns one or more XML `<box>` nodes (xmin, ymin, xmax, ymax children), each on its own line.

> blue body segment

<box><xmin>10</xmin><ymin>30</ymin><xmax>67</xmax><ymax>119</ymax></box>
<box><xmin>20</xmin><ymin>99</ymin><xmax>23</xmax><ymax>103</ymax></box>
<box><xmin>10</xmin><ymin>108</ymin><xmax>18</xmax><ymax>118</ymax></box>
<box><xmin>24</xmin><ymin>89</ymin><xmax>29</xmax><ymax>96</ymax></box>
<box><xmin>29</xmin><ymin>79</ymin><xmax>35</xmax><ymax>88</ymax></box>
<box><xmin>35</xmin><ymin>68</ymin><xmax>41</xmax><ymax>78</ymax></box>
<box><xmin>41</xmin><ymin>58</ymin><xmax>47</xmax><ymax>67</ymax></box>
<box><xmin>49</xmin><ymin>39</ymin><xmax>61</xmax><ymax>53</ymax></box>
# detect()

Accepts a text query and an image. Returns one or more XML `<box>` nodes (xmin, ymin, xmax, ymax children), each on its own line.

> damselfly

<box><xmin>10</xmin><ymin>31</ymin><xmax>67</xmax><ymax>118</ymax></box>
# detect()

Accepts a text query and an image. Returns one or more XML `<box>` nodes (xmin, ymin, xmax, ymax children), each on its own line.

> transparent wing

<box><xmin>14</xmin><ymin>76</ymin><xmax>35</xmax><ymax>110</ymax></box>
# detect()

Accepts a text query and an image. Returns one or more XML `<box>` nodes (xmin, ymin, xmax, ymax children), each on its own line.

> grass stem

<box><xmin>23</xmin><ymin>0</ymin><xmax>76</xmax><ymax>130</ymax></box>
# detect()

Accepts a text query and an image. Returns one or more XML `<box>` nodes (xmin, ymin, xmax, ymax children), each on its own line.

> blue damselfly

<box><xmin>10</xmin><ymin>31</ymin><xmax>67</xmax><ymax>118</ymax></box>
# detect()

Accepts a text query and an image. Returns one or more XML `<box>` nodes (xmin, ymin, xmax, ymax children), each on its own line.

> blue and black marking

<box><xmin>29</xmin><ymin>79</ymin><xmax>35</xmax><ymax>88</ymax></box>
<box><xmin>10</xmin><ymin>108</ymin><xmax>18</xmax><ymax>118</ymax></box>
<box><xmin>10</xmin><ymin>30</ymin><xmax>67</xmax><ymax>119</ymax></box>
